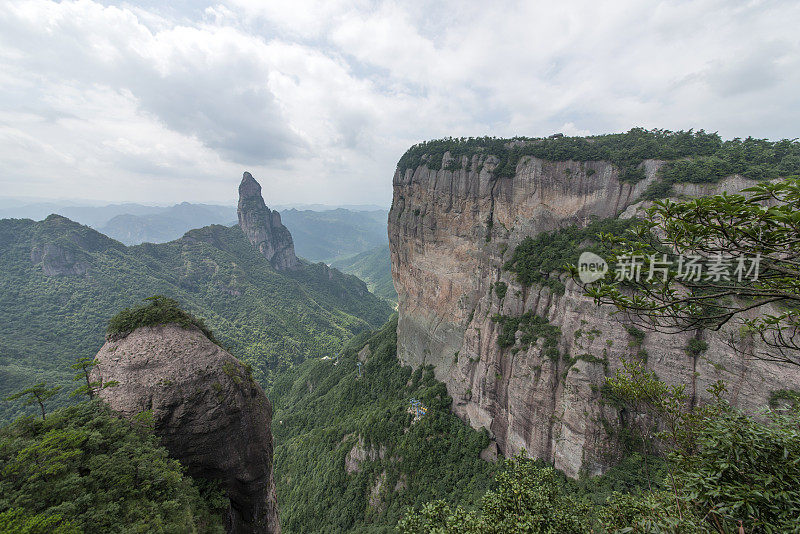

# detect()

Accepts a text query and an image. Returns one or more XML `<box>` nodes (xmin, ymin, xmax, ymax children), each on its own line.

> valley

<box><xmin>2</xmin><ymin>130</ymin><xmax>800</xmax><ymax>534</ymax></box>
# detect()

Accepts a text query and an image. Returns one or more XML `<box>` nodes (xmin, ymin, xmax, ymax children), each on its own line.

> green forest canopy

<box><xmin>397</xmin><ymin>128</ymin><xmax>800</xmax><ymax>185</ymax></box>
<box><xmin>268</xmin><ymin>316</ymin><xmax>496</xmax><ymax>533</ymax></box>
<box><xmin>0</xmin><ymin>217</ymin><xmax>391</xmax><ymax>422</ymax></box>
<box><xmin>0</xmin><ymin>401</ymin><xmax>226</xmax><ymax>533</ymax></box>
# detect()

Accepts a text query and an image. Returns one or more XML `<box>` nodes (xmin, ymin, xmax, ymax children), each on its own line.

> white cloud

<box><xmin>0</xmin><ymin>0</ymin><xmax>798</xmax><ymax>206</ymax></box>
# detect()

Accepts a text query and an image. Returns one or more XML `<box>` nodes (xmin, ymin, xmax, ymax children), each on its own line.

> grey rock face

<box><xmin>388</xmin><ymin>152</ymin><xmax>800</xmax><ymax>477</ymax></box>
<box><xmin>29</xmin><ymin>214</ymin><xmax>124</xmax><ymax>276</ymax></box>
<box><xmin>237</xmin><ymin>172</ymin><xmax>299</xmax><ymax>270</ymax></box>
<box><xmin>30</xmin><ymin>242</ymin><xmax>90</xmax><ymax>276</ymax></box>
<box><xmin>92</xmin><ymin>324</ymin><xmax>280</xmax><ymax>533</ymax></box>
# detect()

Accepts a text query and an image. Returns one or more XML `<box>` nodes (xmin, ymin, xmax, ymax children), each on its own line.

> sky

<box><xmin>1</xmin><ymin>0</ymin><xmax>798</xmax><ymax>207</ymax></box>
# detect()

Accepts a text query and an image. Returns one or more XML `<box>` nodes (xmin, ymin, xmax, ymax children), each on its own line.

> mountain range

<box><xmin>0</xmin><ymin>175</ymin><xmax>392</xmax><ymax>422</ymax></box>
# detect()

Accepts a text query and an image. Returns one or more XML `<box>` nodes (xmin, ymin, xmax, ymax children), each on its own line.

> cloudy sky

<box><xmin>1</xmin><ymin>0</ymin><xmax>798</xmax><ymax>206</ymax></box>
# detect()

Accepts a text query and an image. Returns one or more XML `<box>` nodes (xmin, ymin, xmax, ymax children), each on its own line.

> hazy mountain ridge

<box><xmin>279</xmin><ymin>208</ymin><xmax>388</xmax><ymax>263</ymax></box>
<box><xmin>330</xmin><ymin>244</ymin><xmax>397</xmax><ymax>303</ymax></box>
<box><xmin>0</xmin><ymin>200</ymin><xmax>390</xmax><ymax>265</ymax></box>
<box><xmin>0</xmin><ymin>201</ymin><xmax>236</xmax><ymax>245</ymax></box>
<box><xmin>99</xmin><ymin>203</ymin><xmax>237</xmax><ymax>245</ymax></box>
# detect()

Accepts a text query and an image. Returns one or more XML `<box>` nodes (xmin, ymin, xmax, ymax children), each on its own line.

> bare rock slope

<box><xmin>93</xmin><ymin>323</ymin><xmax>280</xmax><ymax>533</ymax></box>
<box><xmin>388</xmin><ymin>152</ymin><xmax>800</xmax><ymax>477</ymax></box>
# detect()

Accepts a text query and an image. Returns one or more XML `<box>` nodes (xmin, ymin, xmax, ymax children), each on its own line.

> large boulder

<box><xmin>92</xmin><ymin>323</ymin><xmax>280</xmax><ymax>533</ymax></box>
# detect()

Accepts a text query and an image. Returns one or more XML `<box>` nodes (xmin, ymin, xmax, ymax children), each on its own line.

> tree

<box><xmin>70</xmin><ymin>357</ymin><xmax>118</xmax><ymax>400</ymax></box>
<box><xmin>600</xmin><ymin>362</ymin><xmax>800</xmax><ymax>533</ymax></box>
<box><xmin>399</xmin><ymin>454</ymin><xmax>589</xmax><ymax>533</ymax></box>
<box><xmin>582</xmin><ymin>177</ymin><xmax>800</xmax><ymax>366</ymax></box>
<box><xmin>5</xmin><ymin>382</ymin><xmax>61</xmax><ymax>420</ymax></box>
<box><xmin>0</xmin><ymin>401</ymin><xmax>227</xmax><ymax>533</ymax></box>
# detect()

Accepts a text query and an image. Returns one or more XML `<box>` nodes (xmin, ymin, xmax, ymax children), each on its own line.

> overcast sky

<box><xmin>1</xmin><ymin>0</ymin><xmax>798</xmax><ymax>206</ymax></box>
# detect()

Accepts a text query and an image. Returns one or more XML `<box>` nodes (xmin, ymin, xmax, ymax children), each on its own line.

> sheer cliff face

<box><xmin>93</xmin><ymin>324</ymin><xmax>280</xmax><ymax>534</ymax></box>
<box><xmin>238</xmin><ymin>172</ymin><xmax>299</xmax><ymax>270</ymax></box>
<box><xmin>388</xmin><ymin>153</ymin><xmax>800</xmax><ymax>478</ymax></box>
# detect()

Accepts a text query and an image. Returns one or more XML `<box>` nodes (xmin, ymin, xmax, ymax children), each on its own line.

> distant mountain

<box><xmin>0</xmin><ymin>214</ymin><xmax>392</xmax><ymax>422</ymax></box>
<box><xmin>99</xmin><ymin>202</ymin><xmax>236</xmax><ymax>245</ymax></box>
<box><xmin>1</xmin><ymin>201</ymin><xmax>393</xmax><ymax>260</ymax></box>
<box><xmin>0</xmin><ymin>202</ymin><xmax>165</xmax><ymax>228</ymax></box>
<box><xmin>273</xmin><ymin>203</ymin><xmax>388</xmax><ymax>211</ymax></box>
<box><xmin>0</xmin><ymin>201</ymin><xmax>237</xmax><ymax>244</ymax></box>
<box><xmin>331</xmin><ymin>244</ymin><xmax>396</xmax><ymax>303</ymax></box>
<box><xmin>279</xmin><ymin>208</ymin><xmax>388</xmax><ymax>262</ymax></box>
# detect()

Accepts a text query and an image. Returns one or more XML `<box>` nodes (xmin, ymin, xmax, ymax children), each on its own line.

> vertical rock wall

<box><xmin>388</xmin><ymin>152</ymin><xmax>800</xmax><ymax>477</ymax></box>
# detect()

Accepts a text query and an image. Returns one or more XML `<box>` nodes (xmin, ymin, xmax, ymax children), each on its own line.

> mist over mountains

<box><xmin>0</xmin><ymin>201</ymin><xmax>236</xmax><ymax>244</ymax></box>
<box><xmin>0</xmin><ymin>201</ymin><xmax>389</xmax><ymax>258</ymax></box>
<box><xmin>1</xmin><ymin>198</ymin><xmax>395</xmax><ymax>308</ymax></box>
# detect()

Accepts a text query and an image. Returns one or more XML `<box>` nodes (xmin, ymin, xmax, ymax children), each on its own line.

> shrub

<box><xmin>0</xmin><ymin>401</ymin><xmax>226</xmax><ymax>533</ymax></box>
<box><xmin>686</xmin><ymin>338</ymin><xmax>708</xmax><ymax>357</ymax></box>
<box><xmin>106</xmin><ymin>295</ymin><xmax>218</xmax><ymax>344</ymax></box>
<box><xmin>504</xmin><ymin>218</ymin><xmax>639</xmax><ymax>293</ymax></box>
<box><xmin>494</xmin><ymin>282</ymin><xmax>508</xmax><ymax>300</ymax></box>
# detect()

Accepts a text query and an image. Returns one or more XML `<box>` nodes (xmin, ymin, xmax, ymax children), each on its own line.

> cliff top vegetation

<box><xmin>106</xmin><ymin>295</ymin><xmax>219</xmax><ymax>344</ymax></box>
<box><xmin>397</xmin><ymin>128</ymin><xmax>800</xmax><ymax>188</ymax></box>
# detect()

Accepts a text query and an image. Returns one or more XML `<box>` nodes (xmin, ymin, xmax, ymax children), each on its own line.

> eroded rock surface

<box><xmin>29</xmin><ymin>214</ymin><xmax>124</xmax><ymax>276</ymax></box>
<box><xmin>93</xmin><ymin>324</ymin><xmax>280</xmax><ymax>533</ymax></box>
<box><xmin>237</xmin><ymin>172</ymin><xmax>299</xmax><ymax>270</ymax></box>
<box><xmin>388</xmin><ymin>152</ymin><xmax>800</xmax><ymax>477</ymax></box>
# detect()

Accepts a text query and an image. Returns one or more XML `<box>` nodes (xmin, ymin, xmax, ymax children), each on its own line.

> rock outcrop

<box><xmin>388</xmin><ymin>151</ymin><xmax>800</xmax><ymax>477</ymax></box>
<box><xmin>237</xmin><ymin>172</ymin><xmax>299</xmax><ymax>270</ymax></box>
<box><xmin>92</xmin><ymin>323</ymin><xmax>280</xmax><ymax>533</ymax></box>
<box><xmin>30</xmin><ymin>242</ymin><xmax>91</xmax><ymax>276</ymax></box>
<box><xmin>29</xmin><ymin>214</ymin><xmax>124</xmax><ymax>276</ymax></box>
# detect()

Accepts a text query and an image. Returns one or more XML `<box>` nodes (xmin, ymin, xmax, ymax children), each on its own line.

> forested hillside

<box><xmin>0</xmin><ymin>215</ymin><xmax>391</xmax><ymax>422</ymax></box>
<box><xmin>280</xmin><ymin>208</ymin><xmax>388</xmax><ymax>263</ymax></box>
<box><xmin>0</xmin><ymin>401</ymin><xmax>227</xmax><ymax>533</ymax></box>
<box><xmin>331</xmin><ymin>245</ymin><xmax>397</xmax><ymax>304</ymax></box>
<box><xmin>268</xmin><ymin>317</ymin><xmax>496</xmax><ymax>533</ymax></box>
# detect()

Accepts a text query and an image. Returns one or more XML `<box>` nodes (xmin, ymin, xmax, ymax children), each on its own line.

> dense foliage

<box><xmin>586</xmin><ymin>177</ymin><xmax>800</xmax><ymax>366</ymax></box>
<box><xmin>0</xmin><ymin>217</ymin><xmax>391</xmax><ymax>421</ymax></box>
<box><xmin>597</xmin><ymin>362</ymin><xmax>800</xmax><ymax>533</ymax></box>
<box><xmin>106</xmin><ymin>295</ymin><xmax>218</xmax><ymax>343</ymax></box>
<box><xmin>0</xmin><ymin>401</ymin><xmax>226</xmax><ymax>533</ymax></box>
<box><xmin>268</xmin><ymin>317</ymin><xmax>496</xmax><ymax>533</ymax></box>
<box><xmin>399</xmin><ymin>455</ymin><xmax>588</xmax><ymax>533</ymax></box>
<box><xmin>331</xmin><ymin>245</ymin><xmax>397</xmax><ymax>304</ymax></box>
<box><xmin>491</xmin><ymin>312</ymin><xmax>561</xmax><ymax>358</ymax></box>
<box><xmin>504</xmin><ymin>218</ymin><xmax>639</xmax><ymax>294</ymax></box>
<box><xmin>398</xmin><ymin>129</ymin><xmax>800</xmax><ymax>196</ymax></box>
<box><xmin>403</xmin><ymin>363</ymin><xmax>800</xmax><ymax>533</ymax></box>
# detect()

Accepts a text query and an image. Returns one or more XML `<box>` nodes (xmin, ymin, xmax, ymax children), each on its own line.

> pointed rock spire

<box><xmin>237</xmin><ymin>171</ymin><xmax>300</xmax><ymax>270</ymax></box>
